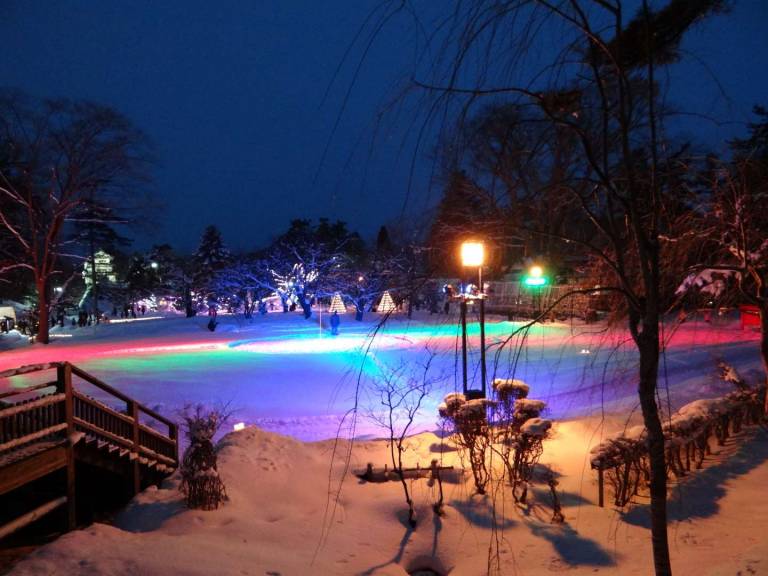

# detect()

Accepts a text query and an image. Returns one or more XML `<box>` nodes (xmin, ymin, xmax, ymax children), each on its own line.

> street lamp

<box><xmin>523</xmin><ymin>264</ymin><xmax>548</xmax><ymax>318</ymax></box>
<box><xmin>460</xmin><ymin>240</ymin><xmax>487</xmax><ymax>399</ymax></box>
<box><xmin>523</xmin><ymin>264</ymin><xmax>547</xmax><ymax>287</ymax></box>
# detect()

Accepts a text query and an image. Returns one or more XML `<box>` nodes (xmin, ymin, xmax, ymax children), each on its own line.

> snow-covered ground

<box><xmin>6</xmin><ymin>420</ymin><xmax>767</xmax><ymax>575</ymax></box>
<box><xmin>0</xmin><ymin>310</ymin><xmax>762</xmax><ymax>441</ymax></box>
<box><xmin>2</xmin><ymin>310</ymin><xmax>766</xmax><ymax>575</ymax></box>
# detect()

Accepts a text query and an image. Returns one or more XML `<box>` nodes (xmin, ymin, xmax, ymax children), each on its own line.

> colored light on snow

<box><xmin>460</xmin><ymin>241</ymin><xmax>485</xmax><ymax>267</ymax></box>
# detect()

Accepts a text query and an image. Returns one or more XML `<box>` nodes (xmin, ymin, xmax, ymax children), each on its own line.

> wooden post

<box><xmin>129</xmin><ymin>400</ymin><xmax>140</xmax><ymax>494</ymax></box>
<box><xmin>57</xmin><ymin>363</ymin><xmax>76</xmax><ymax>530</ymax></box>
<box><xmin>169</xmin><ymin>421</ymin><xmax>179</xmax><ymax>467</ymax></box>
<box><xmin>597</xmin><ymin>466</ymin><xmax>605</xmax><ymax>508</ymax></box>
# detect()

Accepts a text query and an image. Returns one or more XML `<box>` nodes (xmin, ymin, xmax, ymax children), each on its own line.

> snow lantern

<box><xmin>328</xmin><ymin>293</ymin><xmax>347</xmax><ymax>313</ymax></box>
<box><xmin>377</xmin><ymin>290</ymin><xmax>396</xmax><ymax>313</ymax></box>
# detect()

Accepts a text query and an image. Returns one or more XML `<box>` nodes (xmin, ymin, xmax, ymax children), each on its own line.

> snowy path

<box><xmin>0</xmin><ymin>312</ymin><xmax>761</xmax><ymax>440</ymax></box>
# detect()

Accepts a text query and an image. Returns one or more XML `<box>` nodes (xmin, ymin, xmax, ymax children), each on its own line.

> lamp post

<box><xmin>460</xmin><ymin>241</ymin><xmax>486</xmax><ymax>399</ymax></box>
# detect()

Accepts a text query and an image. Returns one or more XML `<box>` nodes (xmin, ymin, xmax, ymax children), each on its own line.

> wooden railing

<box><xmin>0</xmin><ymin>362</ymin><xmax>178</xmax><ymax>470</ymax></box>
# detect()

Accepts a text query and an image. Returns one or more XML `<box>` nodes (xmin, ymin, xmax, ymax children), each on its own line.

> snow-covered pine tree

<box><xmin>193</xmin><ymin>225</ymin><xmax>231</xmax><ymax>302</ymax></box>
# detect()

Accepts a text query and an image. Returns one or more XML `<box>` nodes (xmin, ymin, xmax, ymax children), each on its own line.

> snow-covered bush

<box><xmin>180</xmin><ymin>405</ymin><xmax>228</xmax><ymax>510</ymax></box>
<box><xmin>507</xmin><ymin>412</ymin><xmax>552</xmax><ymax>503</ymax></box>
<box><xmin>589</xmin><ymin>429</ymin><xmax>647</xmax><ymax>507</ymax></box>
<box><xmin>439</xmin><ymin>393</ymin><xmax>495</xmax><ymax>494</ymax></box>
<box><xmin>592</xmin><ymin>362</ymin><xmax>766</xmax><ymax>506</ymax></box>
<box><xmin>440</xmin><ymin>378</ymin><xmax>555</xmax><ymax>504</ymax></box>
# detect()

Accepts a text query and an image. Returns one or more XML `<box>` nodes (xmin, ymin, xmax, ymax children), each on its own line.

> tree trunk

<box><xmin>298</xmin><ymin>293</ymin><xmax>312</xmax><ymax>319</ymax></box>
<box><xmin>760</xmin><ymin>302</ymin><xmax>768</xmax><ymax>416</ymax></box>
<box><xmin>89</xmin><ymin>223</ymin><xmax>99</xmax><ymax>324</ymax></box>
<box><xmin>36</xmin><ymin>280</ymin><xmax>50</xmax><ymax>344</ymax></box>
<box><xmin>636</xmin><ymin>321</ymin><xmax>671</xmax><ymax>576</ymax></box>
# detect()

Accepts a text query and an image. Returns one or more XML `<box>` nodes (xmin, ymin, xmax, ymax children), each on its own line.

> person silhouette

<box><xmin>330</xmin><ymin>311</ymin><xmax>340</xmax><ymax>335</ymax></box>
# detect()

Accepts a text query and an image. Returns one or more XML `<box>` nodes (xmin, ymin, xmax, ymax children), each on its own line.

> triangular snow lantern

<box><xmin>378</xmin><ymin>290</ymin><xmax>396</xmax><ymax>314</ymax></box>
<box><xmin>328</xmin><ymin>293</ymin><xmax>347</xmax><ymax>313</ymax></box>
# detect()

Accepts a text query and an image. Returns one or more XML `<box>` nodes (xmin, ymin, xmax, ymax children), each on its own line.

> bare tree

<box><xmin>370</xmin><ymin>354</ymin><xmax>436</xmax><ymax>527</ymax></box>
<box><xmin>677</xmin><ymin>112</ymin><xmax>768</xmax><ymax>414</ymax></box>
<box><xmin>0</xmin><ymin>91</ymin><xmax>150</xmax><ymax>342</ymax></box>
<box><xmin>376</xmin><ymin>1</ymin><xmax>727</xmax><ymax>573</ymax></box>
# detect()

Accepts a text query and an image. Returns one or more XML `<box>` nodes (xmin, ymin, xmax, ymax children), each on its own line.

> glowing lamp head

<box><xmin>150</xmin><ymin>262</ymin><xmax>159</xmax><ymax>269</ymax></box>
<box><xmin>523</xmin><ymin>264</ymin><xmax>548</xmax><ymax>287</ymax></box>
<box><xmin>233</xmin><ymin>422</ymin><xmax>246</xmax><ymax>432</ymax></box>
<box><xmin>460</xmin><ymin>241</ymin><xmax>485</xmax><ymax>267</ymax></box>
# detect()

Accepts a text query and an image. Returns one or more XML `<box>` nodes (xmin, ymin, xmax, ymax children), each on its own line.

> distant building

<box><xmin>83</xmin><ymin>250</ymin><xmax>118</xmax><ymax>286</ymax></box>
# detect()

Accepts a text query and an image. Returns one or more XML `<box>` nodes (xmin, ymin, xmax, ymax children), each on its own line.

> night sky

<box><xmin>3</xmin><ymin>1</ymin><xmax>767</xmax><ymax>253</ymax></box>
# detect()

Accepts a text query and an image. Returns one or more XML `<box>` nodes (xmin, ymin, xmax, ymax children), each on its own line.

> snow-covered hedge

<box><xmin>590</xmin><ymin>366</ymin><xmax>765</xmax><ymax>507</ymax></box>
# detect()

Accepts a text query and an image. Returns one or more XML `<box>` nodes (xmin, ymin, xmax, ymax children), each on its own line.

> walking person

<box><xmin>330</xmin><ymin>311</ymin><xmax>340</xmax><ymax>336</ymax></box>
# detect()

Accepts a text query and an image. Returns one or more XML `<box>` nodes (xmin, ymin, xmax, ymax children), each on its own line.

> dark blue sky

<box><xmin>3</xmin><ymin>1</ymin><xmax>767</xmax><ymax>253</ymax></box>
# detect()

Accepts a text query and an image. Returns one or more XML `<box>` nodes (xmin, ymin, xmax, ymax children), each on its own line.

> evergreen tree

<box><xmin>193</xmin><ymin>225</ymin><xmax>231</xmax><ymax>299</ymax></box>
<box><xmin>427</xmin><ymin>170</ymin><xmax>491</xmax><ymax>276</ymax></box>
<box><xmin>376</xmin><ymin>226</ymin><xmax>392</xmax><ymax>255</ymax></box>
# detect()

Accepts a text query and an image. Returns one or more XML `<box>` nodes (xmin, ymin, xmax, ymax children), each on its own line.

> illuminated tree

<box><xmin>0</xmin><ymin>91</ymin><xmax>150</xmax><ymax>343</ymax></box>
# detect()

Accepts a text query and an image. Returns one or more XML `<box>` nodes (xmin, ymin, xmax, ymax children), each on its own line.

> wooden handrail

<box><xmin>0</xmin><ymin>393</ymin><xmax>65</xmax><ymax>418</ymax></box>
<box><xmin>0</xmin><ymin>362</ymin><xmax>63</xmax><ymax>380</ymax></box>
<box><xmin>1</xmin><ymin>362</ymin><xmax>178</xmax><ymax>470</ymax></box>
<box><xmin>73</xmin><ymin>418</ymin><xmax>134</xmax><ymax>450</ymax></box>
<box><xmin>68</xmin><ymin>364</ymin><xmax>176</xmax><ymax>429</ymax></box>
<box><xmin>0</xmin><ymin>423</ymin><xmax>68</xmax><ymax>453</ymax></box>
<box><xmin>0</xmin><ymin>382</ymin><xmax>58</xmax><ymax>401</ymax></box>
<box><xmin>72</xmin><ymin>391</ymin><xmax>134</xmax><ymax>427</ymax></box>
<box><xmin>137</xmin><ymin>445</ymin><xmax>177</xmax><ymax>466</ymax></box>
<box><xmin>69</xmin><ymin>364</ymin><xmax>135</xmax><ymax>405</ymax></box>
<box><xmin>1</xmin><ymin>361</ymin><xmax>178</xmax><ymax>540</ymax></box>
<box><xmin>138</xmin><ymin>422</ymin><xmax>174</xmax><ymax>443</ymax></box>
<box><xmin>137</xmin><ymin>403</ymin><xmax>176</xmax><ymax>431</ymax></box>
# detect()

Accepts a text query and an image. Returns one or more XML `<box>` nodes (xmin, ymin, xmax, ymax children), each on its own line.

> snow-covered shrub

<box><xmin>439</xmin><ymin>392</ymin><xmax>466</xmax><ymax>419</ymax></box>
<box><xmin>490</xmin><ymin>377</ymin><xmax>554</xmax><ymax>502</ymax></box>
<box><xmin>439</xmin><ymin>393</ymin><xmax>494</xmax><ymax>494</ymax></box>
<box><xmin>510</xmin><ymin>416</ymin><xmax>552</xmax><ymax>503</ymax></box>
<box><xmin>180</xmin><ymin>405</ymin><xmax>228</xmax><ymax>510</ymax></box>
<box><xmin>590</xmin><ymin>432</ymin><xmax>646</xmax><ymax>507</ymax></box>
<box><xmin>492</xmin><ymin>378</ymin><xmax>529</xmax><ymax>415</ymax></box>
<box><xmin>513</xmin><ymin>398</ymin><xmax>546</xmax><ymax>422</ymax></box>
<box><xmin>492</xmin><ymin>378</ymin><xmax>530</xmax><ymax>398</ymax></box>
<box><xmin>592</xmin><ymin>363</ymin><xmax>766</xmax><ymax>506</ymax></box>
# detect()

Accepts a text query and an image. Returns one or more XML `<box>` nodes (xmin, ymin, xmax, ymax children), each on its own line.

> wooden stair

<box><xmin>0</xmin><ymin>362</ymin><xmax>179</xmax><ymax>542</ymax></box>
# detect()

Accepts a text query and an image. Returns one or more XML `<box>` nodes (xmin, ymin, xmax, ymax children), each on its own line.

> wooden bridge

<box><xmin>0</xmin><ymin>362</ymin><xmax>178</xmax><ymax>541</ymax></box>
